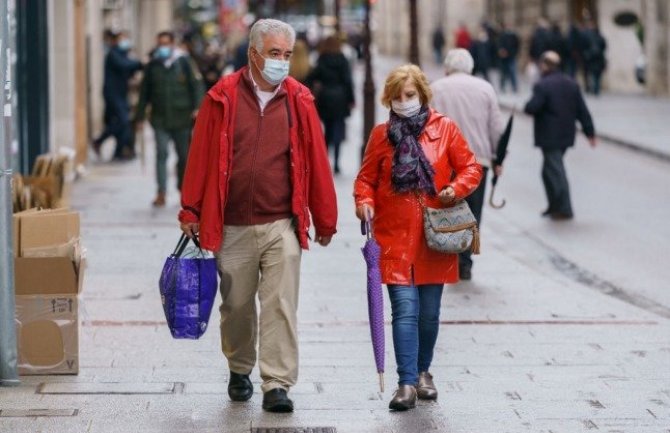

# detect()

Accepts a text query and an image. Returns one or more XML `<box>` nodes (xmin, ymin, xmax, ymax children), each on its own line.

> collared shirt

<box><xmin>248</xmin><ymin>70</ymin><xmax>282</xmax><ymax>112</ymax></box>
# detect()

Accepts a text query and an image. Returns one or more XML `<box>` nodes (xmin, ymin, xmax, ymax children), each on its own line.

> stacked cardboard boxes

<box><xmin>13</xmin><ymin>208</ymin><xmax>85</xmax><ymax>375</ymax></box>
<box><xmin>12</xmin><ymin>153</ymin><xmax>74</xmax><ymax>212</ymax></box>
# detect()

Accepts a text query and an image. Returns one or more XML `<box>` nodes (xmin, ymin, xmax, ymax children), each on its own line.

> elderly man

<box><xmin>524</xmin><ymin>51</ymin><xmax>596</xmax><ymax>220</ymax></box>
<box><xmin>179</xmin><ymin>19</ymin><xmax>338</xmax><ymax>412</ymax></box>
<box><xmin>430</xmin><ymin>48</ymin><xmax>504</xmax><ymax>280</ymax></box>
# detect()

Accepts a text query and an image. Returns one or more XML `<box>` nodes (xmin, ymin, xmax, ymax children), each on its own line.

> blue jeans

<box><xmin>387</xmin><ymin>284</ymin><xmax>444</xmax><ymax>386</ymax></box>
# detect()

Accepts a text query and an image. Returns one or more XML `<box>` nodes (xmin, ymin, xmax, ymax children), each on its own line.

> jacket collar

<box><xmin>207</xmin><ymin>66</ymin><xmax>306</xmax><ymax>105</ymax></box>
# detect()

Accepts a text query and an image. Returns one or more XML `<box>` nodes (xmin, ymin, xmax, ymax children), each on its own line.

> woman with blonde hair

<box><xmin>288</xmin><ymin>38</ymin><xmax>311</xmax><ymax>83</ymax></box>
<box><xmin>354</xmin><ymin>64</ymin><xmax>481</xmax><ymax>411</ymax></box>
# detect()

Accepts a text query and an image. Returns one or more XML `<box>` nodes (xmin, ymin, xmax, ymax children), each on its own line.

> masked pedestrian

<box><xmin>92</xmin><ymin>30</ymin><xmax>143</xmax><ymax>161</ymax></box>
<box><xmin>354</xmin><ymin>64</ymin><xmax>481</xmax><ymax>411</ymax></box>
<box><xmin>179</xmin><ymin>19</ymin><xmax>338</xmax><ymax>413</ymax></box>
<box><xmin>135</xmin><ymin>31</ymin><xmax>204</xmax><ymax>207</ymax></box>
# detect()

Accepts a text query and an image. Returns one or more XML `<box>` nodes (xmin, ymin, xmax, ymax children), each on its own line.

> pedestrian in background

<box><xmin>354</xmin><ymin>64</ymin><xmax>481</xmax><ymax>411</ymax></box>
<box><xmin>524</xmin><ymin>51</ymin><xmax>596</xmax><ymax>220</ymax></box>
<box><xmin>470</xmin><ymin>27</ymin><xmax>492</xmax><ymax>81</ymax></box>
<box><xmin>497</xmin><ymin>22</ymin><xmax>520</xmax><ymax>93</ymax></box>
<box><xmin>582</xmin><ymin>19</ymin><xmax>607</xmax><ymax>95</ymax></box>
<box><xmin>135</xmin><ymin>31</ymin><xmax>204</xmax><ymax>207</ymax></box>
<box><xmin>432</xmin><ymin>27</ymin><xmax>446</xmax><ymax>65</ymax></box>
<box><xmin>306</xmin><ymin>35</ymin><xmax>355</xmax><ymax>174</ymax></box>
<box><xmin>454</xmin><ymin>22</ymin><xmax>472</xmax><ymax>50</ymax></box>
<box><xmin>288</xmin><ymin>38</ymin><xmax>311</xmax><ymax>83</ymax></box>
<box><xmin>92</xmin><ymin>30</ymin><xmax>143</xmax><ymax>161</ymax></box>
<box><xmin>179</xmin><ymin>19</ymin><xmax>337</xmax><ymax>413</ymax></box>
<box><xmin>431</xmin><ymin>49</ymin><xmax>505</xmax><ymax>281</ymax></box>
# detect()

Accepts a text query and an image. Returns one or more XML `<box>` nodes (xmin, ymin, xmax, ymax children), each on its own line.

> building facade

<box><xmin>486</xmin><ymin>0</ymin><xmax>669</xmax><ymax>96</ymax></box>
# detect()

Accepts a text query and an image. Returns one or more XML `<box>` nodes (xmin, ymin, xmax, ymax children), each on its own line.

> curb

<box><xmin>499</xmin><ymin>102</ymin><xmax>670</xmax><ymax>163</ymax></box>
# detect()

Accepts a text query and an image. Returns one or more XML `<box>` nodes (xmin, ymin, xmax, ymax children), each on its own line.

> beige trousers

<box><xmin>216</xmin><ymin>218</ymin><xmax>301</xmax><ymax>393</ymax></box>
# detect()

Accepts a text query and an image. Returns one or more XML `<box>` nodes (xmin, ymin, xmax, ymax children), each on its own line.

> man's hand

<box><xmin>355</xmin><ymin>204</ymin><xmax>374</xmax><ymax>221</ymax></box>
<box><xmin>180</xmin><ymin>222</ymin><xmax>199</xmax><ymax>239</ymax></box>
<box><xmin>315</xmin><ymin>235</ymin><xmax>332</xmax><ymax>247</ymax></box>
<box><xmin>588</xmin><ymin>137</ymin><xmax>597</xmax><ymax>148</ymax></box>
<box><xmin>438</xmin><ymin>186</ymin><xmax>456</xmax><ymax>204</ymax></box>
<box><xmin>493</xmin><ymin>164</ymin><xmax>503</xmax><ymax>177</ymax></box>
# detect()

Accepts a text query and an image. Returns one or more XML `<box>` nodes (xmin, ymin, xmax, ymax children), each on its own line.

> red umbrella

<box><xmin>361</xmin><ymin>215</ymin><xmax>385</xmax><ymax>392</ymax></box>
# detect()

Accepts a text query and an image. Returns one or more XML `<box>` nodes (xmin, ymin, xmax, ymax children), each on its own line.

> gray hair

<box><xmin>444</xmin><ymin>48</ymin><xmax>474</xmax><ymax>75</ymax></box>
<box><xmin>249</xmin><ymin>19</ymin><xmax>296</xmax><ymax>52</ymax></box>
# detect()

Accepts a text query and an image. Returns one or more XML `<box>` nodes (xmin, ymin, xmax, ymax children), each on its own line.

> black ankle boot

<box><xmin>228</xmin><ymin>371</ymin><xmax>253</xmax><ymax>402</ymax></box>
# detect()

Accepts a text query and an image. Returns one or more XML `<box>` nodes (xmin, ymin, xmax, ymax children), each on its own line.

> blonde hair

<box><xmin>289</xmin><ymin>39</ymin><xmax>311</xmax><ymax>82</ymax></box>
<box><xmin>381</xmin><ymin>64</ymin><xmax>432</xmax><ymax>108</ymax></box>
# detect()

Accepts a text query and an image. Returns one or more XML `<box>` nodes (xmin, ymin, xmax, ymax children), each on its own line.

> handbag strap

<box><xmin>172</xmin><ymin>233</ymin><xmax>202</xmax><ymax>257</ymax></box>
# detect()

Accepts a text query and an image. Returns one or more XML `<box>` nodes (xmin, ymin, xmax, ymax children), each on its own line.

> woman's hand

<box><xmin>438</xmin><ymin>186</ymin><xmax>456</xmax><ymax>205</ymax></box>
<box><xmin>180</xmin><ymin>222</ymin><xmax>200</xmax><ymax>239</ymax></box>
<box><xmin>355</xmin><ymin>204</ymin><xmax>375</xmax><ymax>221</ymax></box>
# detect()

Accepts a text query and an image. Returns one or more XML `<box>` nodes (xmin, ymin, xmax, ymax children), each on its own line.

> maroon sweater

<box><xmin>224</xmin><ymin>73</ymin><xmax>293</xmax><ymax>225</ymax></box>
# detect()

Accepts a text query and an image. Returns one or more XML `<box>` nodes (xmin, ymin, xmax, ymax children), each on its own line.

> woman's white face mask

<box><xmin>391</xmin><ymin>97</ymin><xmax>421</xmax><ymax>118</ymax></box>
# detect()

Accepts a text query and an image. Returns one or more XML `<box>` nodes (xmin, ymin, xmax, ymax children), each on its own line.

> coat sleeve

<box><xmin>487</xmin><ymin>89</ymin><xmax>505</xmax><ymax>158</ymax></box>
<box><xmin>109</xmin><ymin>49</ymin><xmax>142</xmax><ymax>74</ymax></box>
<box><xmin>178</xmin><ymin>95</ymin><xmax>220</xmax><ymax>224</ymax></box>
<box><xmin>524</xmin><ymin>83</ymin><xmax>546</xmax><ymax>115</ymax></box>
<box><xmin>354</xmin><ymin>125</ymin><xmax>384</xmax><ymax>209</ymax></box>
<box><xmin>135</xmin><ymin>64</ymin><xmax>151</xmax><ymax>121</ymax></box>
<box><xmin>303</xmin><ymin>95</ymin><xmax>338</xmax><ymax>237</ymax></box>
<box><xmin>576</xmin><ymin>88</ymin><xmax>595</xmax><ymax>138</ymax></box>
<box><xmin>446</xmin><ymin>122</ymin><xmax>483</xmax><ymax>199</ymax></box>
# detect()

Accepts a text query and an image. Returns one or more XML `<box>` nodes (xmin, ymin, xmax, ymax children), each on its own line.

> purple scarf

<box><xmin>387</xmin><ymin>106</ymin><xmax>436</xmax><ymax>195</ymax></box>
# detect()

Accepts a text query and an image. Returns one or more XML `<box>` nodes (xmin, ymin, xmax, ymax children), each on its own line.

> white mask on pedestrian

<box><xmin>391</xmin><ymin>97</ymin><xmax>422</xmax><ymax>118</ymax></box>
<box><xmin>254</xmin><ymin>51</ymin><xmax>290</xmax><ymax>86</ymax></box>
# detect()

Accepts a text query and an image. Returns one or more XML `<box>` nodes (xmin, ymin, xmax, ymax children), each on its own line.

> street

<box><xmin>1</xmin><ymin>56</ymin><xmax>669</xmax><ymax>433</ymax></box>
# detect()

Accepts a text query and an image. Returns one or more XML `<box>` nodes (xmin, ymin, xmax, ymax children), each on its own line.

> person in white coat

<box><xmin>430</xmin><ymin>48</ymin><xmax>505</xmax><ymax>280</ymax></box>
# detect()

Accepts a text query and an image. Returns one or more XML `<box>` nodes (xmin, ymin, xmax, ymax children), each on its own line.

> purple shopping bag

<box><xmin>159</xmin><ymin>234</ymin><xmax>217</xmax><ymax>339</ymax></box>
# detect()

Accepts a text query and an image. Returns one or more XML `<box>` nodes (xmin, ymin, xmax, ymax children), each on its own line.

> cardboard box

<box><xmin>15</xmin><ymin>295</ymin><xmax>79</xmax><ymax>375</ymax></box>
<box><xmin>14</xmin><ymin>257</ymin><xmax>84</xmax><ymax>295</ymax></box>
<box><xmin>16</xmin><ymin>208</ymin><xmax>80</xmax><ymax>256</ymax></box>
<box><xmin>12</xmin><ymin>207</ymin><xmax>84</xmax><ymax>376</ymax></box>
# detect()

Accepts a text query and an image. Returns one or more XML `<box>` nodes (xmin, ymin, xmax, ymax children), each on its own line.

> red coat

<box><xmin>179</xmin><ymin>68</ymin><xmax>338</xmax><ymax>251</ymax></box>
<box><xmin>354</xmin><ymin>110</ymin><xmax>482</xmax><ymax>285</ymax></box>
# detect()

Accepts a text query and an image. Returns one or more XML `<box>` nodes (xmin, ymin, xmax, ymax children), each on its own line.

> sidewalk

<box><xmin>414</xmin><ymin>56</ymin><xmax>670</xmax><ymax>161</ymax></box>
<box><xmin>1</xmin><ymin>62</ymin><xmax>669</xmax><ymax>432</ymax></box>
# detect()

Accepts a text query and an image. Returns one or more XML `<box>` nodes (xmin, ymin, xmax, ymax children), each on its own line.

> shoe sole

<box><xmin>262</xmin><ymin>403</ymin><xmax>294</xmax><ymax>413</ymax></box>
<box><xmin>229</xmin><ymin>392</ymin><xmax>253</xmax><ymax>402</ymax></box>
<box><xmin>388</xmin><ymin>401</ymin><xmax>417</xmax><ymax>411</ymax></box>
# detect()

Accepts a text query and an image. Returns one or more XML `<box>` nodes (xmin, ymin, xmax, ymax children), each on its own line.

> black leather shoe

<box><xmin>262</xmin><ymin>388</ymin><xmax>294</xmax><ymax>413</ymax></box>
<box><xmin>228</xmin><ymin>371</ymin><xmax>253</xmax><ymax>402</ymax></box>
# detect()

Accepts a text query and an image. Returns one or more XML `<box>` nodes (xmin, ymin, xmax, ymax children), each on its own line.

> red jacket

<box><xmin>354</xmin><ymin>110</ymin><xmax>482</xmax><ymax>285</ymax></box>
<box><xmin>179</xmin><ymin>68</ymin><xmax>338</xmax><ymax>251</ymax></box>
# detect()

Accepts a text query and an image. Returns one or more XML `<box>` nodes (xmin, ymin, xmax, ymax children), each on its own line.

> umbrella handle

<box><xmin>489</xmin><ymin>185</ymin><xmax>506</xmax><ymax>209</ymax></box>
<box><xmin>361</xmin><ymin>209</ymin><xmax>373</xmax><ymax>240</ymax></box>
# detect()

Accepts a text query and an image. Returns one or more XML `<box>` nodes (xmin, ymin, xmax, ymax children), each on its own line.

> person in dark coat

<box><xmin>582</xmin><ymin>20</ymin><xmax>607</xmax><ymax>95</ymax></box>
<box><xmin>497</xmin><ymin>22</ymin><xmax>520</xmax><ymax>92</ymax></box>
<box><xmin>305</xmin><ymin>36</ymin><xmax>355</xmax><ymax>174</ymax></box>
<box><xmin>529</xmin><ymin>18</ymin><xmax>551</xmax><ymax>63</ymax></box>
<box><xmin>432</xmin><ymin>27</ymin><xmax>446</xmax><ymax>64</ymax></box>
<box><xmin>524</xmin><ymin>51</ymin><xmax>597</xmax><ymax>220</ymax></box>
<box><xmin>469</xmin><ymin>28</ymin><xmax>492</xmax><ymax>81</ymax></box>
<box><xmin>135</xmin><ymin>31</ymin><xmax>205</xmax><ymax>207</ymax></box>
<box><xmin>92</xmin><ymin>31</ymin><xmax>143</xmax><ymax>161</ymax></box>
<box><xmin>566</xmin><ymin>22</ymin><xmax>586</xmax><ymax>79</ymax></box>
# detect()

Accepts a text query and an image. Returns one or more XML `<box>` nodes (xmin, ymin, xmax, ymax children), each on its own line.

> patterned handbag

<box><xmin>421</xmin><ymin>198</ymin><xmax>480</xmax><ymax>254</ymax></box>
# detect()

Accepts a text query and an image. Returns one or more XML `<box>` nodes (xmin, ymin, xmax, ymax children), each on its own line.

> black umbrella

<box><xmin>489</xmin><ymin>110</ymin><xmax>515</xmax><ymax>209</ymax></box>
